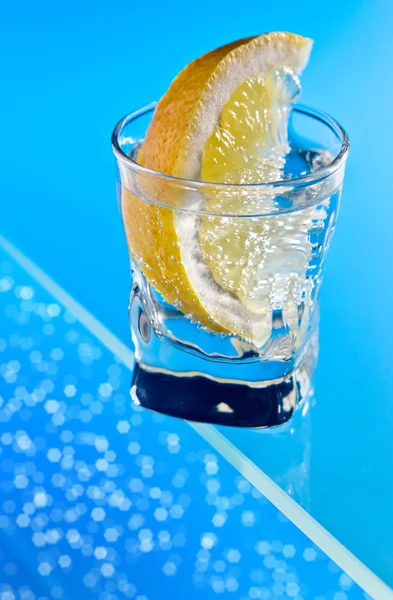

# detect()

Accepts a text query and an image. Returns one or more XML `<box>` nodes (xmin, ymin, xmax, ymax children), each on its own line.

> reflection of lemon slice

<box><xmin>122</xmin><ymin>32</ymin><xmax>313</xmax><ymax>347</ymax></box>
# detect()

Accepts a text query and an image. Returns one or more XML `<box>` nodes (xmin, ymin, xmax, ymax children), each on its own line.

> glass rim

<box><xmin>111</xmin><ymin>101</ymin><xmax>350</xmax><ymax>191</ymax></box>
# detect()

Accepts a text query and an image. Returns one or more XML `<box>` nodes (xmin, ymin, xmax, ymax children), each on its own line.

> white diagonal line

<box><xmin>0</xmin><ymin>235</ymin><xmax>134</xmax><ymax>368</ymax></box>
<box><xmin>0</xmin><ymin>233</ymin><xmax>391</xmax><ymax>600</ymax></box>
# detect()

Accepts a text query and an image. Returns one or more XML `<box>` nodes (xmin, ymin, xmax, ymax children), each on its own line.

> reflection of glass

<box><xmin>112</xmin><ymin>104</ymin><xmax>349</xmax><ymax>427</ymax></box>
<box><xmin>225</xmin><ymin>396</ymin><xmax>313</xmax><ymax>509</ymax></box>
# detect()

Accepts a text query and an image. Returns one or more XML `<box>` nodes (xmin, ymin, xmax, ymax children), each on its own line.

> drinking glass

<box><xmin>112</xmin><ymin>103</ymin><xmax>349</xmax><ymax>427</ymax></box>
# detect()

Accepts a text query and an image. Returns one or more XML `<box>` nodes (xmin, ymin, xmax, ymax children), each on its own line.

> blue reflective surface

<box><xmin>1</xmin><ymin>0</ymin><xmax>393</xmax><ymax>595</ymax></box>
<box><xmin>0</xmin><ymin>250</ymin><xmax>369</xmax><ymax>599</ymax></box>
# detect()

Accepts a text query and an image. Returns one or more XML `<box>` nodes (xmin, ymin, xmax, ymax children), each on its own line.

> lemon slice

<box><xmin>122</xmin><ymin>32</ymin><xmax>313</xmax><ymax>347</ymax></box>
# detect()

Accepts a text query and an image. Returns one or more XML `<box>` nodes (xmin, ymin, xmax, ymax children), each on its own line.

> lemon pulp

<box><xmin>123</xmin><ymin>33</ymin><xmax>313</xmax><ymax>346</ymax></box>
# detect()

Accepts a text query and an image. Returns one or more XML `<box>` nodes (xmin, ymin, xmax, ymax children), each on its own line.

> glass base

<box><xmin>129</xmin><ymin>286</ymin><xmax>318</xmax><ymax>427</ymax></box>
<box><xmin>131</xmin><ymin>360</ymin><xmax>314</xmax><ymax>428</ymax></box>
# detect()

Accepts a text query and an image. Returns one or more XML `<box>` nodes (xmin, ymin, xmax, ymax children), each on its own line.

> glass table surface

<box><xmin>0</xmin><ymin>236</ymin><xmax>392</xmax><ymax>600</ymax></box>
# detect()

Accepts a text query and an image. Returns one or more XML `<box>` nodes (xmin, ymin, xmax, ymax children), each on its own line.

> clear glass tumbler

<box><xmin>112</xmin><ymin>103</ymin><xmax>349</xmax><ymax>427</ymax></box>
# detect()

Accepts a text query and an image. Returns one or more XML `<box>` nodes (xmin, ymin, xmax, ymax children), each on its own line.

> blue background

<box><xmin>2</xmin><ymin>0</ymin><xmax>393</xmax><ymax>345</ymax></box>
<box><xmin>2</xmin><ymin>0</ymin><xmax>393</xmax><ymax>587</ymax></box>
